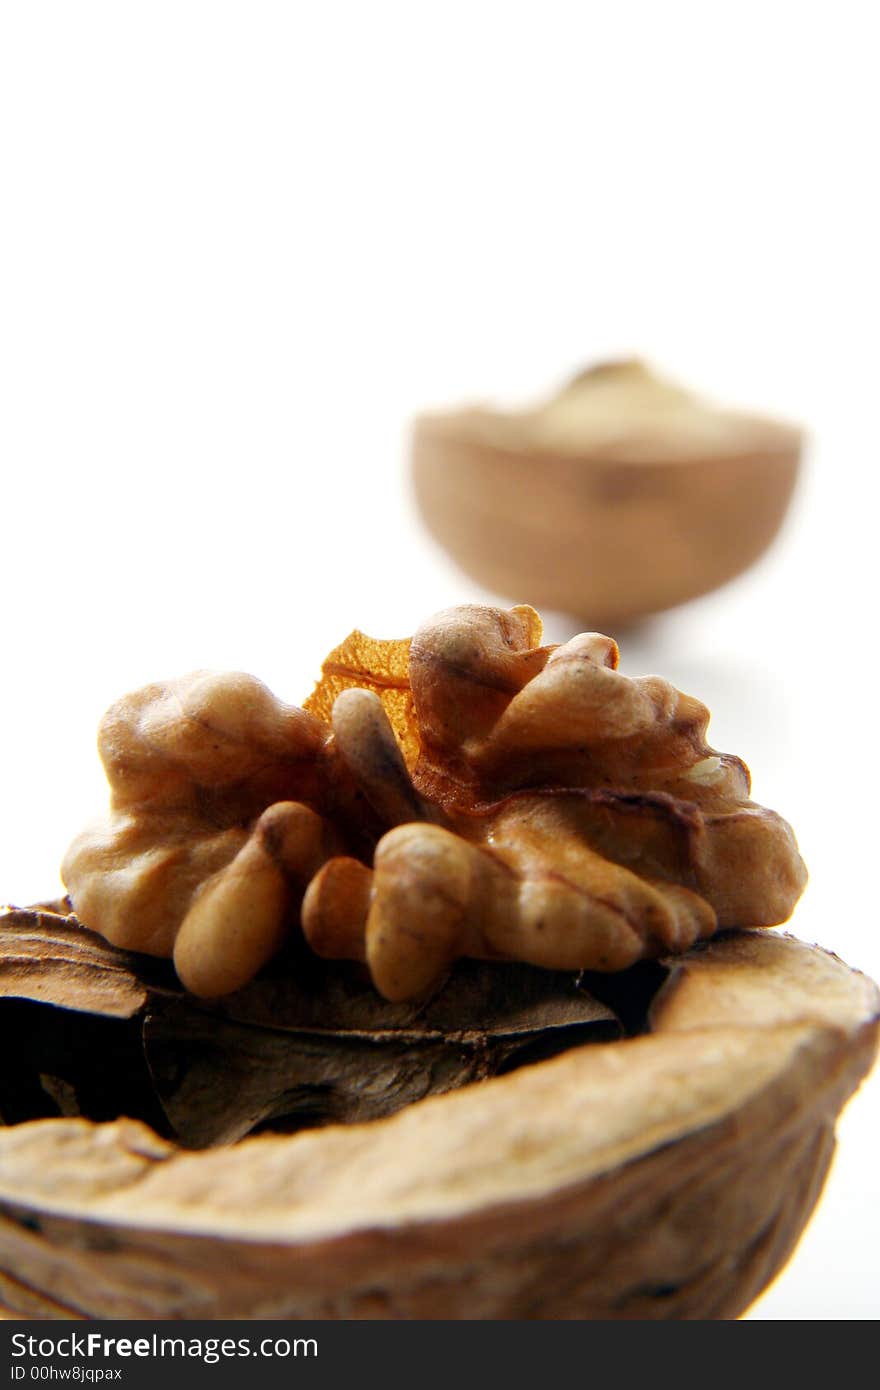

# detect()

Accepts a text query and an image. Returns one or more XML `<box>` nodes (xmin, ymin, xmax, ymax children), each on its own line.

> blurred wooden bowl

<box><xmin>411</xmin><ymin>361</ymin><xmax>803</xmax><ymax>627</ymax></box>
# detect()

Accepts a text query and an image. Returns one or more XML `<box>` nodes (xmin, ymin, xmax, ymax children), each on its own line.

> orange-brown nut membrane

<box><xmin>62</xmin><ymin>605</ymin><xmax>807</xmax><ymax>1002</ymax></box>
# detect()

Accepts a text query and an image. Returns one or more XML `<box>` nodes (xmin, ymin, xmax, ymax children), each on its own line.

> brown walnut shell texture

<box><xmin>61</xmin><ymin>604</ymin><xmax>807</xmax><ymax>1002</ymax></box>
<box><xmin>0</xmin><ymin>931</ymin><xmax>876</xmax><ymax>1320</ymax></box>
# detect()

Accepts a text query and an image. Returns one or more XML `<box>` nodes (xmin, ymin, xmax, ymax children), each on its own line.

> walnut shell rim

<box><xmin>0</xmin><ymin>930</ymin><xmax>875</xmax><ymax>1320</ymax></box>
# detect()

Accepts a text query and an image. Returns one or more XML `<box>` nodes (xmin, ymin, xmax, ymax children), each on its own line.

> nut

<box><xmin>63</xmin><ymin>604</ymin><xmax>806</xmax><ymax>1001</ymax></box>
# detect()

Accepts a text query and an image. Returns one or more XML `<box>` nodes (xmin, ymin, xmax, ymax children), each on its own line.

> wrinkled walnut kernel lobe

<box><xmin>62</xmin><ymin>604</ymin><xmax>807</xmax><ymax>1002</ymax></box>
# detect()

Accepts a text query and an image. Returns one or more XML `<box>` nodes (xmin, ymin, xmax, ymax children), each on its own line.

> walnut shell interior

<box><xmin>0</xmin><ymin>930</ymin><xmax>875</xmax><ymax>1320</ymax></box>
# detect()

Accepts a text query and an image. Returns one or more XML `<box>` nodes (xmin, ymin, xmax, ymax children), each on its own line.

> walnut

<box><xmin>61</xmin><ymin>671</ymin><xmax>370</xmax><ymax>998</ymax></box>
<box><xmin>62</xmin><ymin>604</ymin><xmax>806</xmax><ymax>1003</ymax></box>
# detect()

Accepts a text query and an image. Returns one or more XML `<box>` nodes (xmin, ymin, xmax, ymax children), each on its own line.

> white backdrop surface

<box><xmin>1</xmin><ymin>1</ymin><xmax>877</xmax><ymax>1320</ymax></box>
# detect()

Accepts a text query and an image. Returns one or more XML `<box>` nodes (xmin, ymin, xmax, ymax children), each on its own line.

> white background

<box><xmin>1</xmin><ymin>2</ymin><xmax>877</xmax><ymax>1319</ymax></box>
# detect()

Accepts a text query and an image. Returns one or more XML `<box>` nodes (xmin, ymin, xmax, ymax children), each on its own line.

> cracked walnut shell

<box><xmin>62</xmin><ymin>603</ymin><xmax>807</xmax><ymax>1001</ymax></box>
<box><xmin>0</xmin><ymin>928</ymin><xmax>876</xmax><ymax>1319</ymax></box>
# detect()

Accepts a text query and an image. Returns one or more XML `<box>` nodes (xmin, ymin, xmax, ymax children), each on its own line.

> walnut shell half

<box><xmin>0</xmin><ymin>931</ymin><xmax>875</xmax><ymax>1320</ymax></box>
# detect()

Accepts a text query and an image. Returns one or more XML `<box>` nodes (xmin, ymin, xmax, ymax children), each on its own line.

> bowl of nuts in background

<box><xmin>411</xmin><ymin>360</ymin><xmax>803</xmax><ymax>629</ymax></box>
